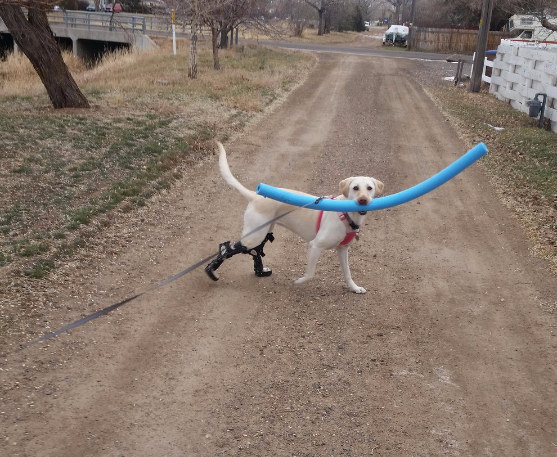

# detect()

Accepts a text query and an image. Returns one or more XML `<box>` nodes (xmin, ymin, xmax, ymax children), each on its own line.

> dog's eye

<box><xmin>353</xmin><ymin>185</ymin><xmax>359</xmax><ymax>191</ymax></box>
<box><xmin>367</xmin><ymin>186</ymin><xmax>373</xmax><ymax>191</ymax></box>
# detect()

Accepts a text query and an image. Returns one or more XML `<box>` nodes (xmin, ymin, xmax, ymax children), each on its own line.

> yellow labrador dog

<box><xmin>205</xmin><ymin>142</ymin><xmax>384</xmax><ymax>293</ymax></box>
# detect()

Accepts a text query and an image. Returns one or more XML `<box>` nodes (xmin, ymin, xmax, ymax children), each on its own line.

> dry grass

<box><xmin>239</xmin><ymin>21</ymin><xmax>361</xmax><ymax>45</ymax></box>
<box><xmin>0</xmin><ymin>51</ymin><xmax>86</xmax><ymax>97</ymax></box>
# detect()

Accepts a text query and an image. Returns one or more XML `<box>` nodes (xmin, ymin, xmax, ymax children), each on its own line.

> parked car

<box><xmin>382</xmin><ymin>25</ymin><xmax>409</xmax><ymax>46</ymax></box>
<box><xmin>364</xmin><ymin>21</ymin><xmax>370</xmax><ymax>31</ymax></box>
<box><xmin>53</xmin><ymin>5</ymin><xmax>62</xmax><ymax>11</ymax></box>
<box><xmin>103</xmin><ymin>4</ymin><xmax>113</xmax><ymax>12</ymax></box>
<box><xmin>113</xmin><ymin>3</ymin><xmax>122</xmax><ymax>12</ymax></box>
<box><xmin>86</xmin><ymin>4</ymin><xmax>95</xmax><ymax>11</ymax></box>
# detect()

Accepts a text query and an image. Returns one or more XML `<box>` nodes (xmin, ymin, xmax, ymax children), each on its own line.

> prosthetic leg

<box><xmin>205</xmin><ymin>233</ymin><xmax>274</xmax><ymax>281</ymax></box>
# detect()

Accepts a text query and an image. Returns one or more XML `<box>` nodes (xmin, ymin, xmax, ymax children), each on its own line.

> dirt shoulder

<box><xmin>1</xmin><ymin>40</ymin><xmax>556</xmax><ymax>457</ymax></box>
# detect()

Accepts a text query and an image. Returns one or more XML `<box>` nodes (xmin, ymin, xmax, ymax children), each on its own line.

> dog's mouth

<box><xmin>359</xmin><ymin>211</ymin><xmax>367</xmax><ymax>215</ymax></box>
<box><xmin>357</xmin><ymin>198</ymin><xmax>370</xmax><ymax>212</ymax></box>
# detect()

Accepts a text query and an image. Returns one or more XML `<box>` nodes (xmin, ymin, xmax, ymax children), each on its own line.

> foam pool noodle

<box><xmin>256</xmin><ymin>142</ymin><xmax>488</xmax><ymax>212</ymax></box>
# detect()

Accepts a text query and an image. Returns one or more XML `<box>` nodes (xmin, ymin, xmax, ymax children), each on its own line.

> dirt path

<box><xmin>2</xmin><ymin>52</ymin><xmax>556</xmax><ymax>457</ymax></box>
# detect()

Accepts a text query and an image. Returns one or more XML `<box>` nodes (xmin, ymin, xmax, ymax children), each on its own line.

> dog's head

<box><xmin>339</xmin><ymin>176</ymin><xmax>384</xmax><ymax>206</ymax></box>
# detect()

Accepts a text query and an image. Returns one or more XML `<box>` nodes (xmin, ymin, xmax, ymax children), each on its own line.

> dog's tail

<box><xmin>217</xmin><ymin>142</ymin><xmax>257</xmax><ymax>202</ymax></box>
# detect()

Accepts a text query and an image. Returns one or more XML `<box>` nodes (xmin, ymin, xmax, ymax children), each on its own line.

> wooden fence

<box><xmin>408</xmin><ymin>27</ymin><xmax>510</xmax><ymax>53</ymax></box>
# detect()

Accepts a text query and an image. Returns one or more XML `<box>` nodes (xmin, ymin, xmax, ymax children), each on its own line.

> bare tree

<box><xmin>180</xmin><ymin>0</ymin><xmax>252</xmax><ymax>71</ymax></box>
<box><xmin>180</xmin><ymin>0</ymin><xmax>278</xmax><ymax>77</ymax></box>
<box><xmin>501</xmin><ymin>0</ymin><xmax>557</xmax><ymax>30</ymax></box>
<box><xmin>276</xmin><ymin>0</ymin><xmax>386</xmax><ymax>34</ymax></box>
<box><xmin>382</xmin><ymin>0</ymin><xmax>406</xmax><ymax>23</ymax></box>
<box><xmin>0</xmin><ymin>0</ymin><xmax>89</xmax><ymax>108</ymax></box>
<box><xmin>304</xmin><ymin>0</ymin><xmax>341</xmax><ymax>34</ymax></box>
<box><xmin>412</xmin><ymin>0</ymin><xmax>525</xmax><ymax>28</ymax></box>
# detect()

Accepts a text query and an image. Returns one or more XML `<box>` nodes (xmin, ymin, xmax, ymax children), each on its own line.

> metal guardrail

<box><xmin>48</xmin><ymin>11</ymin><xmax>148</xmax><ymax>33</ymax></box>
<box><xmin>1</xmin><ymin>10</ymin><xmax>190</xmax><ymax>37</ymax></box>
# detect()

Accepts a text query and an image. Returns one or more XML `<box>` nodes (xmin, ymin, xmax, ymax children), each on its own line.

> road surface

<box><xmin>1</xmin><ymin>52</ymin><xmax>556</xmax><ymax>457</ymax></box>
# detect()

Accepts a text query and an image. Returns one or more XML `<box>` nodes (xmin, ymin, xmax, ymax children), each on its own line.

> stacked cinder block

<box><xmin>489</xmin><ymin>40</ymin><xmax>557</xmax><ymax>132</ymax></box>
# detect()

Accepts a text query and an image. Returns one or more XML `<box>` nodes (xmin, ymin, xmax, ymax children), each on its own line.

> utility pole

<box><xmin>407</xmin><ymin>0</ymin><xmax>418</xmax><ymax>49</ymax></box>
<box><xmin>470</xmin><ymin>0</ymin><xmax>494</xmax><ymax>93</ymax></box>
<box><xmin>410</xmin><ymin>0</ymin><xmax>417</xmax><ymax>24</ymax></box>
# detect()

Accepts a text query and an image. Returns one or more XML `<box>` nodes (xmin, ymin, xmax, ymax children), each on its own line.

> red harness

<box><xmin>315</xmin><ymin>210</ymin><xmax>358</xmax><ymax>246</ymax></box>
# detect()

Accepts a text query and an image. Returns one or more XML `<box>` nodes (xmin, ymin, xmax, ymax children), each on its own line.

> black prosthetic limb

<box><xmin>245</xmin><ymin>232</ymin><xmax>274</xmax><ymax>277</ymax></box>
<box><xmin>205</xmin><ymin>233</ymin><xmax>275</xmax><ymax>281</ymax></box>
<box><xmin>205</xmin><ymin>240</ymin><xmax>248</xmax><ymax>281</ymax></box>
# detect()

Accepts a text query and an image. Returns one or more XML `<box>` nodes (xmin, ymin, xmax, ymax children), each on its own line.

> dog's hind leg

<box><xmin>204</xmin><ymin>232</ymin><xmax>275</xmax><ymax>281</ymax></box>
<box><xmin>206</xmin><ymin>205</ymin><xmax>277</xmax><ymax>281</ymax></box>
<box><xmin>245</xmin><ymin>232</ymin><xmax>274</xmax><ymax>277</ymax></box>
<box><xmin>205</xmin><ymin>241</ymin><xmax>248</xmax><ymax>281</ymax></box>
<box><xmin>239</xmin><ymin>209</ymin><xmax>278</xmax><ymax>277</ymax></box>
<box><xmin>205</xmin><ymin>227</ymin><xmax>276</xmax><ymax>281</ymax></box>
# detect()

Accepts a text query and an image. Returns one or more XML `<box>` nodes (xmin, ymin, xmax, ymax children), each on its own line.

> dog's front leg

<box><xmin>337</xmin><ymin>246</ymin><xmax>366</xmax><ymax>294</ymax></box>
<box><xmin>294</xmin><ymin>242</ymin><xmax>323</xmax><ymax>285</ymax></box>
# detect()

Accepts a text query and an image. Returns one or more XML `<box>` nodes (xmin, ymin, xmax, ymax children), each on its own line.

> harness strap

<box><xmin>316</xmin><ymin>210</ymin><xmax>359</xmax><ymax>246</ymax></box>
<box><xmin>339</xmin><ymin>212</ymin><xmax>359</xmax><ymax>231</ymax></box>
<box><xmin>339</xmin><ymin>229</ymin><xmax>358</xmax><ymax>246</ymax></box>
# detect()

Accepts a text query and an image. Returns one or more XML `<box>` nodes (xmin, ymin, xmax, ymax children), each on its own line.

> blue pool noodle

<box><xmin>256</xmin><ymin>142</ymin><xmax>488</xmax><ymax>212</ymax></box>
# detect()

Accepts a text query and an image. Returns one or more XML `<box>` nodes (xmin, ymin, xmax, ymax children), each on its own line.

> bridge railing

<box><xmin>48</xmin><ymin>11</ymin><xmax>148</xmax><ymax>34</ymax></box>
<box><xmin>1</xmin><ymin>10</ymin><xmax>188</xmax><ymax>37</ymax></box>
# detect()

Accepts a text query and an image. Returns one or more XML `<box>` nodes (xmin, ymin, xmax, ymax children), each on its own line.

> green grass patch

<box><xmin>23</xmin><ymin>258</ymin><xmax>56</xmax><ymax>279</ymax></box>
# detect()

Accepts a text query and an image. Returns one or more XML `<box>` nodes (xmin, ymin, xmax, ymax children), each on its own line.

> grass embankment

<box><xmin>431</xmin><ymin>85</ymin><xmax>556</xmax><ymax>271</ymax></box>
<box><xmin>0</xmin><ymin>41</ymin><xmax>313</xmax><ymax>281</ymax></box>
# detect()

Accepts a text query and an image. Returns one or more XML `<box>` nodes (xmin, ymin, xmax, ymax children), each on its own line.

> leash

<box><xmin>14</xmin><ymin>199</ymin><xmax>330</xmax><ymax>352</ymax></box>
<box><xmin>14</xmin><ymin>253</ymin><xmax>217</xmax><ymax>352</ymax></box>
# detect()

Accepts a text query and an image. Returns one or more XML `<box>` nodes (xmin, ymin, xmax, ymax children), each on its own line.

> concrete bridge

<box><xmin>0</xmin><ymin>10</ymin><xmax>163</xmax><ymax>62</ymax></box>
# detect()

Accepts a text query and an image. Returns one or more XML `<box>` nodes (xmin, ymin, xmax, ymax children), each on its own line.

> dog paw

<box><xmin>352</xmin><ymin>286</ymin><xmax>366</xmax><ymax>294</ymax></box>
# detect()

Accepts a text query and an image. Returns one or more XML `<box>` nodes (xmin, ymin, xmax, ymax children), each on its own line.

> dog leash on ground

<box><xmin>14</xmin><ymin>198</ymin><xmax>329</xmax><ymax>353</ymax></box>
<box><xmin>14</xmin><ymin>252</ymin><xmax>217</xmax><ymax>353</ymax></box>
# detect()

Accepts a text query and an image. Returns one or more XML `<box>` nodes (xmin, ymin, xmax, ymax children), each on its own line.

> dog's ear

<box><xmin>339</xmin><ymin>178</ymin><xmax>353</xmax><ymax>198</ymax></box>
<box><xmin>373</xmin><ymin>179</ymin><xmax>384</xmax><ymax>196</ymax></box>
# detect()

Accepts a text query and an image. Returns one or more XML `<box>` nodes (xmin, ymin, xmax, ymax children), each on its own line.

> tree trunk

<box><xmin>317</xmin><ymin>9</ymin><xmax>324</xmax><ymax>35</ymax></box>
<box><xmin>219</xmin><ymin>25</ymin><xmax>229</xmax><ymax>49</ymax></box>
<box><xmin>0</xmin><ymin>4</ymin><xmax>89</xmax><ymax>109</ymax></box>
<box><xmin>188</xmin><ymin>30</ymin><xmax>198</xmax><ymax>79</ymax></box>
<box><xmin>323</xmin><ymin>9</ymin><xmax>331</xmax><ymax>34</ymax></box>
<box><xmin>211</xmin><ymin>27</ymin><xmax>221</xmax><ymax>70</ymax></box>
